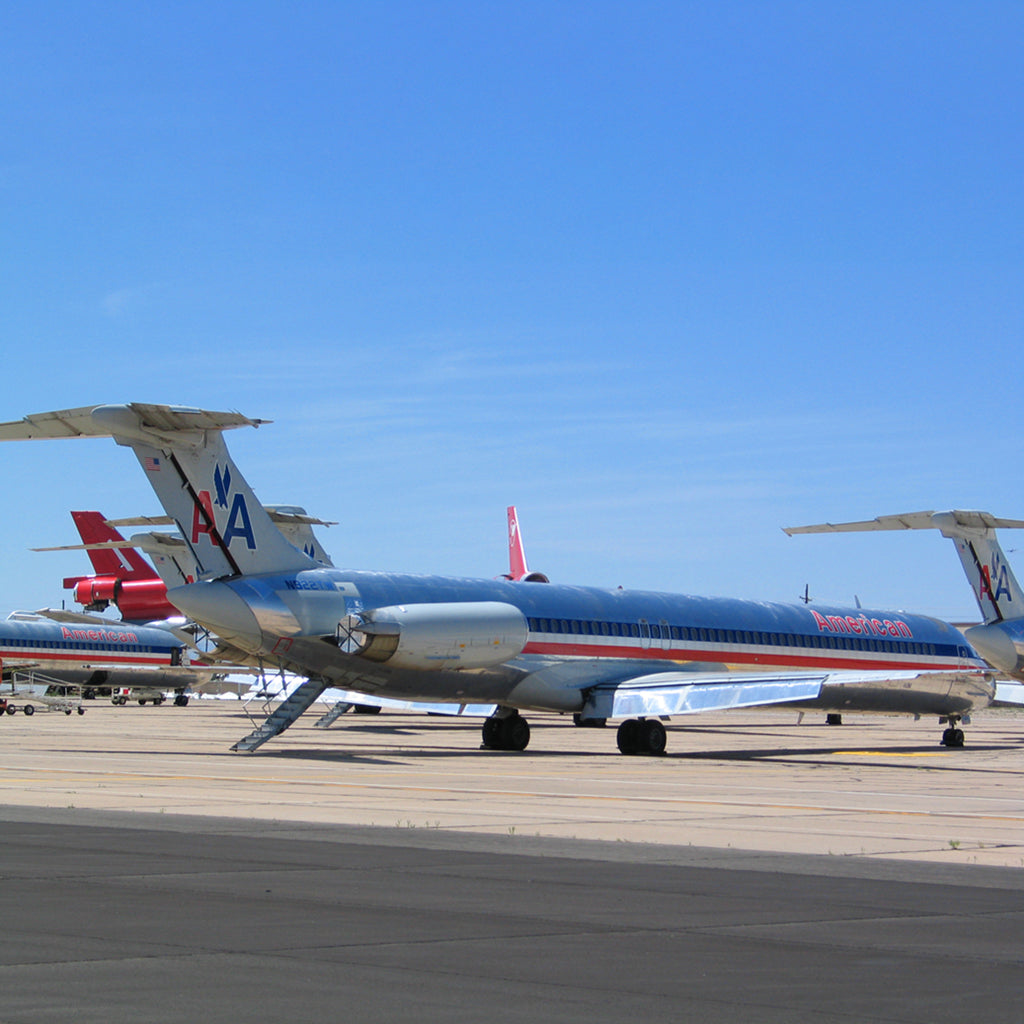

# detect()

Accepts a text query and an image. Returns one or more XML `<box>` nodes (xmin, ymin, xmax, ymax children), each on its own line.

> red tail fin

<box><xmin>70</xmin><ymin>511</ymin><xmax>161</xmax><ymax>581</ymax></box>
<box><xmin>507</xmin><ymin>506</ymin><xmax>529</xmax><ymax>581</ymax></box>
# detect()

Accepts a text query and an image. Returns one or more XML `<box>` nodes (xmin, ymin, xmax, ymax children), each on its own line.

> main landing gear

<box><xmin>616</xmin><ymin>717</ymin><xmax>667</xmax><ymax>756</ymax></box>
<box><xmin>940</xmin><ymin>715</ymin><xmax>966</xmax><ymax>748</ymax></box>
<box><xmin>481</xmin><ymin>712</ymin><xmax>531</xmax><ymax>751</ymax></box>
<box><xmin>480</xmin><ymin>711</ymin><xmax>669</xmax><ymax>755</ymax></box>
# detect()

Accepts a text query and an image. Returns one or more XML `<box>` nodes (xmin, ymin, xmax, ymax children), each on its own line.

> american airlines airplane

<box><xmin>0</xmin><ymin>609</ymin><xmax>193</xmax><ymax>711</ymax></box>
<box><xmin>0</xmin><ymin>404</ymin><xmax>997</xmax><ymax>754</ymax></box>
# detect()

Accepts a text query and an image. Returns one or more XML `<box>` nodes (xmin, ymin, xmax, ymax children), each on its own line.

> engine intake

<box><xmin>339</xmin><ymin>601</ymin><xmax>528</xmax><ymax>670</ymax></box>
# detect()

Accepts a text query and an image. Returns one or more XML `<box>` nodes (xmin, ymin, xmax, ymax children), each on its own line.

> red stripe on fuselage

<box><xmin>0</xmin><ymin>647</ymin><xmax>174</xmax><ymax>667</ymax></box>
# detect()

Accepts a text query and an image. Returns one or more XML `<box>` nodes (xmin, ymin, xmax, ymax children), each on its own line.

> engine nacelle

<box><xmin>72</xmin><ymin>576</ymin><xmax>119</xmax><ymax>610</ymax></box>
<box><xmin>71</xmin><ymin>576</ymin><xmax>177</xmax><ymax>623</ymax></box>
<box><xmin>114</xmin><ymin>579</ymin><xmax>181</xmax><ymax>623</ymax></box>
<box><xmin>341</xmin><ymin>601</ymin><xmax>528</xmax><ymax>671</ymax></box>
<box><xmin>964</xmin><ymin>623</ymin><xmax>1024</xmax><ymax>675</ymax></box>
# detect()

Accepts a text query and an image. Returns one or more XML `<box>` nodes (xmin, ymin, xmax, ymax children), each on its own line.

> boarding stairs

<box><xmin>231</xmin><ymin>675</ymin><xmax>329</xmax><ymax>752</ymax></box>
<box><xmin>312</xmin><ymin>699</ymin><xmax>354</xmax><ymax>729</ymax></box>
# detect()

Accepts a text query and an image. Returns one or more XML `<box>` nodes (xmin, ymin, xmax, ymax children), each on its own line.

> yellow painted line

<box><xmin>834</xmin><ymin>750</ymin><xmax>951</xmax><ymax>757</ymax></box>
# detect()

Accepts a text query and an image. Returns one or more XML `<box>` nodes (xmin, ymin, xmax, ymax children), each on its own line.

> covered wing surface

<box><xmin>578</xmin><ymin>667</ymin><xmax>993</xmax><ymax>720</ymax></box>
<box><xmin>580</xmin><ymin>670</ymin><xmax>827</xmax><ymax>719</ymax></box>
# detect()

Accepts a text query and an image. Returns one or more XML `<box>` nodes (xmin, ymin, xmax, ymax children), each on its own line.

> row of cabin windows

<box><xmin>0</xmin><ymin>638</ymin><xmax>161</xmax><ymax>653</ymax></box>
<box><xmin>525</xmin><ymin>617</ymin><xmax>954</xmax><ymax>658</ymax></box>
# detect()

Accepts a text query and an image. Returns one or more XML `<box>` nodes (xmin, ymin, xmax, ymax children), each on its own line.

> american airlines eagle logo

<box><xmin>190</xmin><ymin>463</ymin><xmax>256</xmax><ymax>551</ymax></box>
<box><xmin>214</xmin><ymin>463</ymin><xmax>232</xmax><ymax>509</ymax></box>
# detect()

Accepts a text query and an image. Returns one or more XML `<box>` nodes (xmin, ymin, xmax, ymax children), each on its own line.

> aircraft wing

<box><xmin>577</xmin><ymin>666</ymin><xmax>995</xmax><ymax>720</ymax></box>
<box><xmin>579</xmin><ymin>670</ymin><xmax>827</xmax><ymax>719</ymax></box>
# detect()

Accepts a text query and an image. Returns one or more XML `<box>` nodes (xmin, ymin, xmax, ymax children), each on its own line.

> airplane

<box><xmin>0</xmin><ymin>403</ymin><xmax>998</xmax><ymax>754</ymax></box>
<box><xmin>0</xmin><ymin>609</ymin><xmax>197</xmax><ymax>710</ymax></box>
<box><xmin>784</xmin><ymin>510</ymin><xmax>1024</xmax><ymax>685</ymax></box>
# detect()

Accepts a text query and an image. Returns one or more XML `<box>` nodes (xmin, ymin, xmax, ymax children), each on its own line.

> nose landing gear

<box><xmin>940</xmin><ymin>715</ymin><xmax>966</xmax><ymax>748</ymax></box>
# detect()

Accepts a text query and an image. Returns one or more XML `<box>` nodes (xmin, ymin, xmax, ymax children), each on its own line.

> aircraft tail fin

<box><xmin>1</xmin><ymin>404</ymin><xmax>317</xmax><ymax>579</ymax></box>
<box><xmin>785</xmin><ymin>510</ymin><xmax>1024</xmax><ymax>624</ymax></box>
<box><xmin>69</xmin><ymin>511</ymin><xmax>160</xmax><ymax>581</ymax></box>
<box><xmin>503</xmin><ymin>506</ymin><xmax>549</xmax><ymax>583</ymax></box>
<box><xmin>507</xmin><ymin>506</ymin><xmax>529</xmax><ymax>581</ymax></box>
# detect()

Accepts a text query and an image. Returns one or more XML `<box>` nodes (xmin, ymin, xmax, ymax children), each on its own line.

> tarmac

<box><xmin>3</xmin><ymin>699</ymin><xmax>1024</xmax><ymax>1021</ymax></box>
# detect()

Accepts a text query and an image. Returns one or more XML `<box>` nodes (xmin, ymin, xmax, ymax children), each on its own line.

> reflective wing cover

<box><xmin>581</xmin><ymin>670</ymin><xmax>826</xmax><ymax>719</ymax></box>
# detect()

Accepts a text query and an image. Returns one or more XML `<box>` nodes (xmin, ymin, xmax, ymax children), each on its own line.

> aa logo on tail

<box><xmin>190</xmin><ymin>464</ymin><xmax>257</xmax><ymax>551</ymax></box>
<box><xmin>979</xmin><ymin>554</ymin><xmax>1014</xmax><ymax>605</ymax></box>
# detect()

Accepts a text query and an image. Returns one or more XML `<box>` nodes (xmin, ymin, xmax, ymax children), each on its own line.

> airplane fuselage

<box><xmin>168</xmin><ymin>568</ymin><xmax>991</xmax><ymax>717</ymax></box>
<box><xmin>0</xmin><ymin>615</ymin><xmax>184</xmax><ymax>670</ymax></box>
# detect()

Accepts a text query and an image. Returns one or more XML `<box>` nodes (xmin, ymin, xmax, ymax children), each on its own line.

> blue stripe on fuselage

<box><xmin>264</xmin><ymin>568</ymin><xmax>982</xmax><ymax>671</ymax></box>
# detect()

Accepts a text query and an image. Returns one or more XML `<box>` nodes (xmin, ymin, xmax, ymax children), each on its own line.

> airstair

<box><xmin>312</xmin><ymin>699</ymin><xmax>354</xmax><ymax>729</ymax></box>
<box><xmin>231</xmin><ymin>675</ymin><xmax>329</xmax><ymax>752</ymax></box>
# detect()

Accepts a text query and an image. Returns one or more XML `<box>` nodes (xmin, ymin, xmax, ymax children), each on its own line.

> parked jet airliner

<box><xmin>0</xmin><ymin>609</ymin><xmax>193</xmax><ymax>710</ymax></box>
<box><xmin>0</xmin><ymin>404</ymin><xmax>995</xmax><ymax>754</ymax></box>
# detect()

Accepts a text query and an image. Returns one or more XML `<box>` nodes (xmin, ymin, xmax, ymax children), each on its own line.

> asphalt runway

<box><xmin>3</xmin><ymin>701</ymin><xmax>1024</xmax><ymax>1021</ymax></box>
<box><xmin>3</xmin><ymin>807</ymin><xmax>1024</xmax><ymax>1024</ymax></box>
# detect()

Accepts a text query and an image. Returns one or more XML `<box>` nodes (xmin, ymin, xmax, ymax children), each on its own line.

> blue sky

<box><xmin>1</xmin><ymin>2</ymin><xmax>1021</xmax><ymax>622</ymax></box>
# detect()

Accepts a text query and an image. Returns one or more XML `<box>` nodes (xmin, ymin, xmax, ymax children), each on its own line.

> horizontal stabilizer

<box><xmin>0</xmin><ymin>404</ymin><xmax>266</xmax><ymax>443</ymax></box>
<box><xmin>784</xmin><ymin>510</ymin><xmax>1024</xmax><ymax>537</ymax></box>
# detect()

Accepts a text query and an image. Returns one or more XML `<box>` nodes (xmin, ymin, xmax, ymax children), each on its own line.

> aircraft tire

<box><xmin>77</xmin><ymin>707</ymin><xmax>85</xmax><ymax>715</ymax></box>
<box><xmin>482</xmin><ymin>717</ymin><xmax>502</xmax><ymax>749</ymax></box>
<box><xmin>482</xmin><ymin>714</ymin><xmax>531</xmax><ymax>751</ymax></box>
<box><xmin>942</xmin><ymin>727</ymin><xmax>965</xmax><ymax>748</ymax></box>
<box><xmin>65</xmin><ymin>709</ymin><xmax>72</xmax><ymax>715</ymax></box>
<box><xmin>617</xmin><ymin>719</ymin><xmax>641</xmax><ymax>755</ymax></box>
<box><xmin>640</xmin><ymin>718</ymin><xmax>667</xmax><ymax>756</ymax></box>
<box><xmin>501</xmin><ymin>714</ymin><xmax>531</xmax><ymax>752</ymax></box>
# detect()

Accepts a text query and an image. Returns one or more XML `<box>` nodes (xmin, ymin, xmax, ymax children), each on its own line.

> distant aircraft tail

<box><xmin>784</xmin><ymin>510</ymin><xmax>1024</xmax><ymax>624</ymax></box>
<box><xmin>503</xmin><ymin>506</ymin><xmax>549</xmax><ymax>583</ymax></box>
<box><xmin>1</xmin><ymin>404</ymin><xmax>317</xmax><ymax>579</ymax></box>
<box><xmin>70</xmin><ymin>511</ymin><xmax>160</xmax><ymax>581</ymax></box>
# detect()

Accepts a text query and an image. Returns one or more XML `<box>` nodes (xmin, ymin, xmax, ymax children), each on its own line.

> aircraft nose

<box><xmin>167</xmin><ymin>580</ymin><xmax>263</xmax><ymax>653</ymax></box>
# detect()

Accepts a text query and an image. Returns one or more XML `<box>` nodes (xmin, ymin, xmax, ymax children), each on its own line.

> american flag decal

<box><xmin>143</xmin><ymin>456</ymin><xmax>161</xmax><ymax>472</ymax></box>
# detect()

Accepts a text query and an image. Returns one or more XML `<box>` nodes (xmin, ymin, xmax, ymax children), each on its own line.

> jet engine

<box><xmin>338</xmin><ymin>601</ymin><xmax>529</xmax><ymax>671</ymax></box>
<box><xmin>70</xmin><ymin>576</ymin><xmax>177</xmax><ymax>623</ymax></box>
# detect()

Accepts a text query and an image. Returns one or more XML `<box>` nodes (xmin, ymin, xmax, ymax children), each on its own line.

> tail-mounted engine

<box><xmin>337</xmin><ymin>601</ymin><xmax>529</xmax><ymax>671</ymax></box>
<box><xmin>69</xmin><ymin>575</ymin><xmax>178</xmax><ymax>623</ymax></box>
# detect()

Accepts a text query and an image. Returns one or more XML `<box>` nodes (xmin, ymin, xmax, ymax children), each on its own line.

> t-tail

<box><xmin>785</xmin><ymin>510</ymin><xmax>1024</xmax><ymax>678</ymax></box>
<box><xmin>1</xmin><ymin>404</ymin><xmax>317</xmax><ymax>579</ymax></box>
<box><xmin>70</xmin><ymin>511</ymin><xmax>161</xmax><ymax>582</ymax></box>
